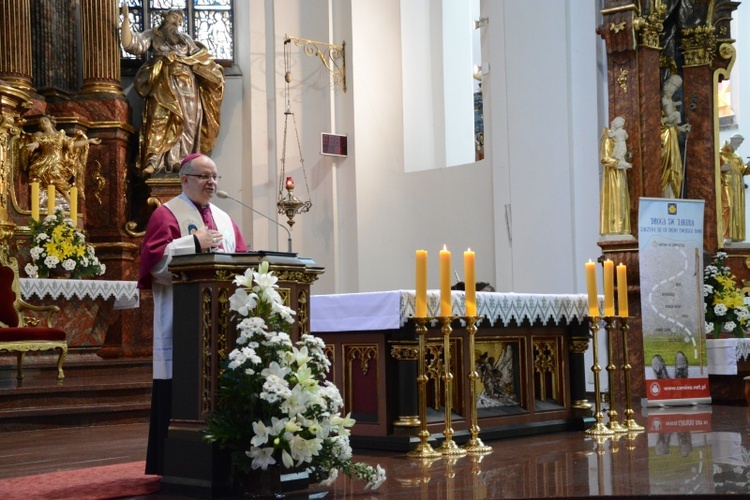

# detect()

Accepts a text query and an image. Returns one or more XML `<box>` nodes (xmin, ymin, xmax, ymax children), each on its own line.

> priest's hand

<box><xmin>193</xmin><ymin>227</ymin><xmax>224</xmax><ymax>252</ymax></box>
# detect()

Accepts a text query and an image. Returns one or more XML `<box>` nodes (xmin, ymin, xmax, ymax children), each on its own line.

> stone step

<box><xmin>0</xmin><ymin>358</ymin><xmax>153</xmax><ymax>432</ymax></box>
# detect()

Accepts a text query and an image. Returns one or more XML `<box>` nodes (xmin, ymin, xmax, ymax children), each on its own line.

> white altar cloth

<box><xmin>20</xmin><ymin>278</ymin><xmax>140</xmax><ymax>310</ymax></box>
<box><xmin>311</xmin><ymin>290</ymin><xmax>591</xmax><ymax>332</ymax></box>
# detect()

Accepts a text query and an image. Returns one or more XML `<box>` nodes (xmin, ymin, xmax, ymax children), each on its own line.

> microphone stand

<box><xmin>216</xmin><ymin>190</ymin><xmax>293</xmax><ymax>253</ymax></box>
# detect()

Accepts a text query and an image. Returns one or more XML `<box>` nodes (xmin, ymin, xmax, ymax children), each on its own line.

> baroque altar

<box><xmin>311</xmin><ymin>290</ymin><xmax>593</xmax><ymax>449</ymax></box>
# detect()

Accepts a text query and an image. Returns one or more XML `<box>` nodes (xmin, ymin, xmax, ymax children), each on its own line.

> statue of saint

<box><xmin>660</xmin><ymin>74</ymin><xmax>691</xmax><ymax>198</ymax></box>
<box><xmin>22</xmin><ymin>115</ymin><xmax>99</xmax><ymax>202</ymax></box>
<box><xmin>120</xmin><ymin>4</ymin><xmax>225</xmax><ymax>177</ymax></box>
<box><xmin>599</xmin><ymin>116</ymin><xmax>631</xmax><ymax>235</ymax></box>
<box><xmin>719</xmin><ymin>134</ymin><xmax>750</xmax><ymax>241</ymax></box>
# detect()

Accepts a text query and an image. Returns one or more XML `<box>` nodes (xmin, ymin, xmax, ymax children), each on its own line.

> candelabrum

<box><xmin>407</xmin><ymin>317</ymin><xmax>442</xmax><ymax>458</ymax></box>
<box><xmin>462</xmin><ymin>315</ymin><xmax>492</xmax><ymax>455</ymax></box>
<box><xmin>619</xmin><ymin>317</ymin><xmax>644</xmax><ymax>432</ymax></box>
<box><xmin>586</xmin><ymin>316</ymin><xmax>614</xmax><ymax>436</ymax></box>
<box><xmin>604</xmin><ymin>316</ymin><xmax>627</xmax><ymax>433</ymax></box>
<box><xmin>435</xmin><ymin>316</ymin><xmax>467</xmax><ymax>456</ymax></box>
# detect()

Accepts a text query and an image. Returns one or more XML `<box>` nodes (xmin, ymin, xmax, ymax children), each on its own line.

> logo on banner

<box><xmin>649</xmin><ymin>382</ymin><xmax>661</xmax><ymax>397</ymax></box>
<box><xmin>667</xmin><ymin>203</ymin><xmax>677</xmax><ymax>215</ymax></box>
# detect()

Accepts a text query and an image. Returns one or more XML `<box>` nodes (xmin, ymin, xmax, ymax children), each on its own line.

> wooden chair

<box><xmin>0</xmin><ymin>246</ymin><xmax>67</xmax><ymax>381</ymax></box>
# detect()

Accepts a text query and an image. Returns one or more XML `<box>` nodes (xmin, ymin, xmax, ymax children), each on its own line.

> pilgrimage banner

<box><xmin>638</xmin><ymin>197</ymin><xmax>710</xmax><ymax>406</ymax></box>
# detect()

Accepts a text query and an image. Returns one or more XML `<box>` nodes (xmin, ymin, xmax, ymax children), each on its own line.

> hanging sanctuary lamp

<box><xmin>277</xmin><ymin>38</ymin><xmax>312</xmax><ymax>228</ymax></box>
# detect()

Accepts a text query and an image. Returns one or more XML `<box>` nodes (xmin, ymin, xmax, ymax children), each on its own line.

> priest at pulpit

<box><xmin>138</xmin><ymin>153</ymin><xmax>248</xmax><ymax>475</ymax></box>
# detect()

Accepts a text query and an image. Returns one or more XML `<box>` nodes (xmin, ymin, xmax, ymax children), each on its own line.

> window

<box><xmin>401</xmin><ymin>0</ymin><xmax>482</xmax><ymax>171</ymax></box>
<box><xmin>120</xmin><ymin>0</ymin><xmax>234</xmax><ymax>66</ymax></box>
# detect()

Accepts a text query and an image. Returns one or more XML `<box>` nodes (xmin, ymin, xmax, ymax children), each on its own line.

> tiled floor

<box><xmin>2</xmin><ymin>404</ymin><xmax>750</xmax><ymax>498</ymax></box>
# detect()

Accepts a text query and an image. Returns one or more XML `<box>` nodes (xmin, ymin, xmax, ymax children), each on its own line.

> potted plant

<box><xmin>24</xmin><ymin>206</ymin><xmax>105</xmax><ymax>279</ymax></box>
<box><xmin>204</xmin><ymin>262</ymin><xmax>386</xmax><ymax>496</ymax></box>
<box><xmin>704</xmin><ymin>252</ymin><xmax>749</xmax><ymax>375</ymax></box>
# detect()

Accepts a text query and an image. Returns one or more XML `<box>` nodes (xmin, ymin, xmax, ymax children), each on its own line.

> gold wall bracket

<box><xmin>284</xmin><ymin>35</ymin><xmax>347</xmax><ymax>92</ymax></box>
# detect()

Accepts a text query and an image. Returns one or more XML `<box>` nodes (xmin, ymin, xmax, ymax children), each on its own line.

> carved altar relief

<box><xmin>476</xmin><ymin>339</ymin><xmax>521</xmax><ymax>409</ymax></box>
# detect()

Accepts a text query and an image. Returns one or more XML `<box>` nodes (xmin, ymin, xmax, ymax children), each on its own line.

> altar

<box><xmin>0</xmin><ymin>278</ymin><xmax>141</xmax><ymax>365</ymax></box>
<box><xmin>311</xmin><ymin>290</ymin><xmax>593</xmax><ymax>450</ymax></box>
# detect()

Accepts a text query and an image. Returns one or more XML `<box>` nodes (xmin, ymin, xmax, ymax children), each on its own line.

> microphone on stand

<box><xmin>216</xmin><ymin>190</ymin><xmax>293</xmax><ymax>253</ymax></box>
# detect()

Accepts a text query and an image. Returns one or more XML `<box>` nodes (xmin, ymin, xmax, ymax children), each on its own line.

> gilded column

<box><xmin>0</xmin><ymin>0</ymin><xmax>34</xmax><ymax>93</ymax></box>
<box><xmin>79</xmin><ymin>0</ymin><xmax>124</xmax><ymax>96</ymax></box>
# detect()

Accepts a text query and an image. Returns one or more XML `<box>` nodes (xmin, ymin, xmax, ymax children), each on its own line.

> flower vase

<box><xmin>241</xmin><ymin>465</ymin><xmax>284</xmax><ymax>499</ymax></box>
<box><xmin>48</xmin><ymin>268</ymin><xmax>72</xmax><ymax>279</ymax></box>
<box><xmin>707</xmin><ymin>338</ymin><xmax>740</xmax><ymax>375</ymax></box>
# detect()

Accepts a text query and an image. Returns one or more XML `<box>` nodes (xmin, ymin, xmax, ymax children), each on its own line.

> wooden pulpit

<box><xmin>160</xmin><ymin>251</ymin><xmax>323</xmax><ymax>495</ymax></box>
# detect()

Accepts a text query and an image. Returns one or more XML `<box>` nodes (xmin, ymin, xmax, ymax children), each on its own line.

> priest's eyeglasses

<box><xmin>184</xmin><ymin>173</ymin><xmax>221</xmax><ymax>181</ymax></box>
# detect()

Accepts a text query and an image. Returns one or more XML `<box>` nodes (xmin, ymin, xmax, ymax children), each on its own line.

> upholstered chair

<box><xmin>0</xmin><ymin>246</ymin><xmax>67</xmax><ymax>381</ymax></box>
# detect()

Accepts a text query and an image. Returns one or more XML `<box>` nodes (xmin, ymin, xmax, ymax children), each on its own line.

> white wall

<box><xmin>130</xmin><ymin>1</ymin><xmax>603</xmax><ymax>297</ymax></box>
<box><xmin>351</xmin><ymin>0</ymin><xmax>495</xmax><ymax>293</ymax></box>
<box><xmin>486</xmin><ymin>0</ymin><xmax>602</xmax><ymax>294</ymax></box>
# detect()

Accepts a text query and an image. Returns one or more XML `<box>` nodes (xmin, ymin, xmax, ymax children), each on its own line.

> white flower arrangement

<box><xmin>204</xmin><ymin>261</ymin><xmax>386</xmax><ymax>490</ymax></box>
<box><xmin>704</xmin><ymin>252</ymin><xmax>749</xmax><ymax>338</ymax></box>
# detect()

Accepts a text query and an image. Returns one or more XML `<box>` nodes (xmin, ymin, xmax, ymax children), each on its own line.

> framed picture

<box><xmin>321</xmin><ymin>133</ymin><xmax>348</xmax><ymax>157</ymax></box>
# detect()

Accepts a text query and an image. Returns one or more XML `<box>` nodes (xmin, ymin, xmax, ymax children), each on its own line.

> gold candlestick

<box><xmin>604</xmin><ymin>316</ymin><xmax>626</xmax><ymax>433</ymax></box>
<box><xmin>586</xmin><ymin>316</ymin><xmax>614</xmax><ymax>436</ymax></box>
<box><xmin>407</xmin><ymin>317</ymin><xmax>441</xmax><ymax>458</ymax></box>
<box><xmin>435</xmin><ymin>316</ymin><xmax>467</xmax><ymax>456</ymax></box>
<box><xmin>462</xmin><ymin>316</ymin><xmax>492</xmax><ymax>454</ymax></box>
<box><xmin>619</xmin><ymin>317</ymin><xmax>644</xmax><ymax>432</ymax></box>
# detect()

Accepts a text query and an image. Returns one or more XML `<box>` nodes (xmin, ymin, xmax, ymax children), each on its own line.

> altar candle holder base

<box><xmin>407</xmin><ymin>317</ymin><xmax>442</xmax><ymax>459</ymax></box>
<box><xmin>604</xmin><ymin>316</ymin><xmax>627</xmax><ymax>434</ymax></box>
<box><xmin>607</xmin><ymin>418</ymin><xmax>627</xmax><ymax>434</ymax></box>
<box><xmin>434</xmin><ymin>316</ymin><xmax>467</xmax><ymax>457</ymax></box>
<box><xmin>461</xmin><ymin>315</ymin><xmax>493</xmax><ymax>455</ymax></box>
<box><xmin>585</xmin><ymin>316</ymin><xmax>615</xmax><ymax>437</ymax></box>
<box><xmin>619</xmin><ymin>317</ymin><xmax>644</xmax><ymax>432</ymax></box>
<box><xmin>624</xmin><ymin>420</ymin><xmax>645</xmax><ymax>433</ymax></box>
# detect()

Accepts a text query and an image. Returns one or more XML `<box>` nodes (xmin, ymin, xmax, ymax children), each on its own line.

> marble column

<box><xmin>0</xmin><ymin>0</ymin><xmax>34</xmax><ymax>93</ymax></box>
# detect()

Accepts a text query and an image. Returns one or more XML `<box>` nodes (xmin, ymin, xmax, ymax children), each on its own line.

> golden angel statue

<box><xmin>22</xmin><ymin>115</ymin><xmax>99</xmax><ymax>203</ymax></box>
<box><xmin>720</xmin><ymin>134</ymin><xmax>750</xmax><ymax>242</ymax></box>
<box><xmin>600</xmin><ymin>116</ymin><xmax>632</xmax><ymax>235</ymax></box>
<box><xmin>120</xmin><ymin>4</ymin><xmax>225</xmax><ymax>177</ymax></box>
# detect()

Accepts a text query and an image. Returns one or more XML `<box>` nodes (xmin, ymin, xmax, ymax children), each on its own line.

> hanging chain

<box><xmin>278</xmin><ymin>37</ymin><xmax>312</xmax><ymax>204</ymax></box>
<box><xmin>278</xmin><ymin>41</ymin><xmax>292</xmax><ymax>198</ymax></box>
<box><xmin>290</xmin><ymin>110</ymin><xmax>312</xmax><ymax>201</ymax></box>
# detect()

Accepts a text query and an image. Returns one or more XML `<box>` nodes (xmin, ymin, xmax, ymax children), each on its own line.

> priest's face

<box><xmin>181</xmin><ymin>156</ymin><xmax>219</xmax><ymax>206</ymax></box>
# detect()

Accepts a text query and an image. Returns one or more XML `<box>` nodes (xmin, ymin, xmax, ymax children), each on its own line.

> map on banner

<box><xmin>638</xmin><ymin>198</ymin><xmax>710</xmax><ymax>405</ymax></box>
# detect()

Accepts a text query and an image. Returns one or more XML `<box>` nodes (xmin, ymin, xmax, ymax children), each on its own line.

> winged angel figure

<box><xmin>20</xmin><ymin>115</ymin><xmax>99</xmax><ymax>203</ymax></box>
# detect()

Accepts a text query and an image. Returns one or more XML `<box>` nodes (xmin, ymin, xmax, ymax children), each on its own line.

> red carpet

<box><xmin>0</xmin><ymin>461</ymin><xmax>160</xmax><ymax>499</ymax></box>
